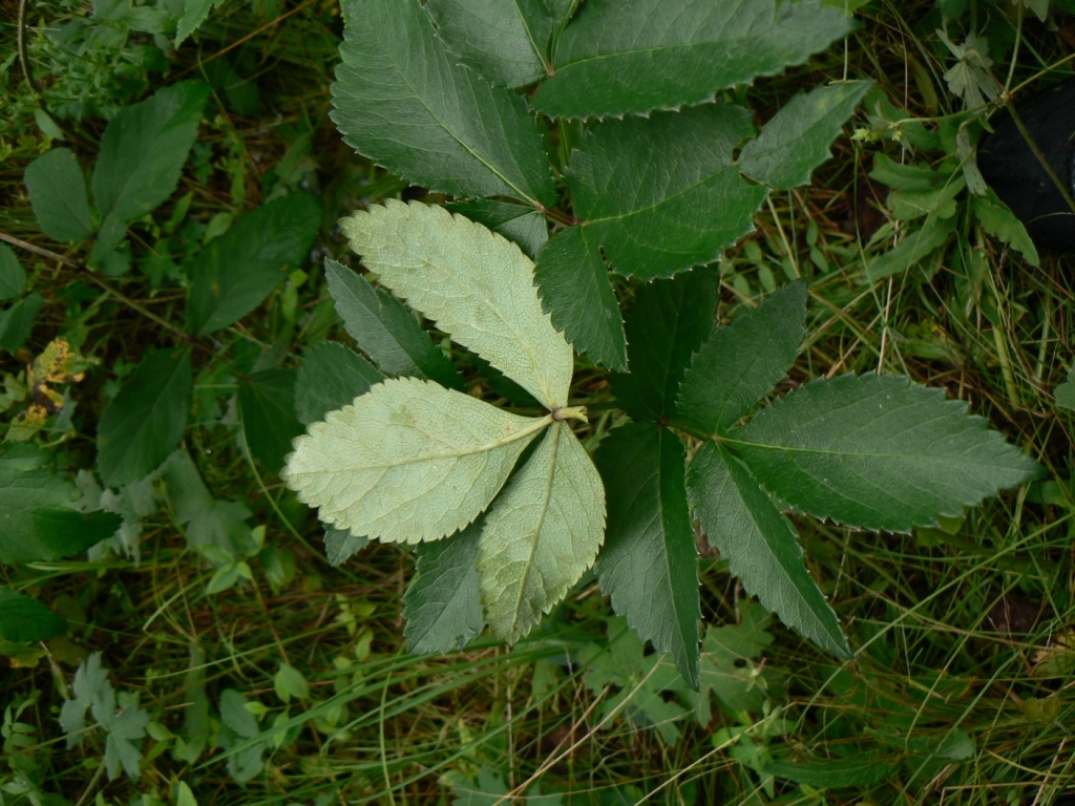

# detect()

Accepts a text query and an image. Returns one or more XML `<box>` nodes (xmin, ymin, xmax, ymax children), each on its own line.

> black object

<box><xmin>979</xmin><ymin>77</ymin><xmax>1075</xmax><ymax>252</ymax></box>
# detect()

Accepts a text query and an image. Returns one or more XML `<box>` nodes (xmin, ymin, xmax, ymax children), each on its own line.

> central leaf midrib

<box><xmin>583</xmin><ymin>165</ymin><xmax>734</xmax><ymax>226</ymax></box>
<box><xmin>509</xmin><ymin>421</ymin><xmax>562</xmax><ymax>636</ymax></box>
<box><xmin>289</xmin><ymin>414</ymin><xmax>552</xmax><ymax>474</ymax></box>
<box><xmin>386</xmin><ymin>21</ymin><xmax>540</xmax><ymax>206</ymax></box>
<box><xmin>725</xmin><ymin>435</ymin><xmax>992</xmax><ymax>464</ymax></box>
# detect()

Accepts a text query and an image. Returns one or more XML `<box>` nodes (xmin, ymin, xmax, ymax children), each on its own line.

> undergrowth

<box><xmin>2</xmin><ymin>0</ymin><xmax>1075</xmax><ymax>804</ymax></box>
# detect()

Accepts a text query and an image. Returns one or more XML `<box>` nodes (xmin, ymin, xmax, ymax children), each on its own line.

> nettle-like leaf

<box><xmin>284</xmin><ymin>202</ymin><xmax>605</xmax><ymax>645</ymax></box>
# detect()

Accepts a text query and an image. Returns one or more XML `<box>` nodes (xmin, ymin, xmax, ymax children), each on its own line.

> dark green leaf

<box><xmin>0</xmin><ymin>292</ymin><xmax>44</xmax><ymax>353</ymax></box>
<box><xmin>92</xmin><ymin>81</ymin><xmax>210</xmax><ymax>249</ymax></box>
<box><xmin>0</xmin><ymin>588</ymin><xmax>67</xmax><ymax>642</ymax></box>
<box><xmin>31</xmin><ymin>509</ymin><xmax>123</xmax><ymax>559</ymax></box>
<box><xmin>533</xmin><ymin>225</ymin><xmax>626</xmax><ymax>370</ymax></box>
<box><xmin>609</xmin><ymin>269</ymin><xmax>719</xmax><ymax>422</ymax></box>
<box><xmin>444</xmin><ymin>199</ymin><xmax>548</xmax><ymax>259</ymax></box>
<box><xmin>0</xmin><ymin>245</ymin><xmax>26</xmax><ymax>300</ymax></box>
<box><xmin>186</xmin><ymin>192</ymin><xmax>322</xmax><ymax>336</ymax></box>
<box><xmin>426</xmin><ymin>0</ymin><xmax>553</xmax><ymax>87</ymax></box>
<box><xmin>731</xmin><ymin>374</ymin><xmax>1041</xmax><ymax>532</ymax></box>
<box><xmin>739</xmin><ymin>81</ymin><xmax>872</xmax><ymax>190</ymax></box>
<box><xmin>97</xmin><ymin>346</ymin><xmax>193</xmax><ymax>488</ymax></box>
<box><xmin>532</xmin><ymin>0</ymin><xmax>854</xmax><ymax>118</ymax></box>
<box><xmin>403</xmin><ymin>522</ymin><xmax>485</xmax><ymax>653</ymax></box>
<box><xmin>23</xmin><ymin>148</ymin><xmax>95</xmax><ymax>242</ymax></box>
<box><xmin>331</xmin><ymin>0</ymin><xmax>556</xmax><ymax>206</ymax></box>
<box><xmin>0</xmin><ymin>463</ymin><xmax>78</xmax><ymax>565</ymax></box>
<box><xmin>176</xmin><ymin>0</ymin><xmax>222</xmax><ymax>45</ymax></box>
<box><xmin>324</xmin><ymin>258</ymin><xmax>464</xmax><ymax>389</ymax></box>
<box><xmin>764</xmin><ymin>753</ymin><xmax>899</xmax><ymax>788</ymax></box>
<box><xmin>238</xmin><ymin>369</ymin><xmax>304</xmax><ymax>473</ymax></box>
<box><xmin>557</xmin><ymin>105</ymin><xmax>764</xmax><ymax>280</ymax></box>
<box><xmin>687</xmin><ymin>442</ymin><xmax>850</xmax><ymax>657</ymax></box>
<box><xmin>324</xmin><ymin>529</ymin><xmax>370</xmax><ymax>565</ymax></box>
<box><xmin>595</xmin><ymin>424</ymin><xmax>699</xmax><ymax>688</ymax></box>
<box><xmin>677</xmin><ymin>280</ymin><xmax>807</xmax><ymax>435</ymax></box>
<box><xmin>295</xmin><ymin>340</ymin><xmax>383</xmax><ymax>424</ymax></box>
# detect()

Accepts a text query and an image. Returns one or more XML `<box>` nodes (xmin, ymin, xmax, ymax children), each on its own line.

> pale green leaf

<box><xmin>687</xmin><ymin>443</ymin><xmax>850</xmax><ymax>658</ymax></box>
<box><xmin>532</xmin><ymin>0</ymin><xmax>854</xmax><ymax>118</ymax></box>
<box><xmin>342</xmin><ymin>201</ymin><xmax>573</xmax><ymax>409</ymax></box>
<box><xmin>23</xmin><ymin>148</ymin><xmax>95</xmax><ymax>242</ymax></box>
<box><xmin>92</xmin><ymin>81</ymin><xmax>210</xmax><ymax>249</ymax></box>
<box><xmin>478</xmin><ymin>421</ymin><xmax>605</xmax><ymax>643</ymax></box>
<box><xmin>97</xmin><ymin>347</ymin><xmax>193</xmax><ymax>488</ymax></box>
<box><xmin>595</xmin><ymin>424</ymin><xmax>699</xmax><ymax>687</ymax></box>
<box><xmin>971</xmin><ymin>190</ymin><xmax>1040</xmax><ymax>267</ymax></box>
<box><xmin>283</xmin><ymin>378</ymin><xmax>550</xmax><ymax>543</ymax></box>
<box><xmin>739</xmin><ymin>81</ymin><xmax>872</xmax><ymax>190</ymax></box>
<box><xmin>273</xmin><ymin>663</ymin><xmax>309</xmax><ymax>703</ymax></box>
<box><xmin>332</xmin><ymin>0</ymin><xmax>555</xmax><ymax>206</ymax></box>
<box><xmin>403</xmin><ymin>522</ymin><xmax>485</xmax><ymax>653</ymax></box>
<box><xmin>677</xmin><ymin>280</ymin><xmax>807</xmax><ymax>435</ymax></box>
<box><xmin>866</xmin><ymin>216</ymin><xmax>956</xmax><ymax>282</ymax></box>
<box><xmin>731</xmin><ymin>374</ymin><xmax>1041</xmax><ymax>532</ymax></box>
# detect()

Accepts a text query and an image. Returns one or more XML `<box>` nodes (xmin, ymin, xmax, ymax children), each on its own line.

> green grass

<box><xmin>3</xmin><ymin>0</ymin><xmax>1075</xmax><ymax>803</ymax></box>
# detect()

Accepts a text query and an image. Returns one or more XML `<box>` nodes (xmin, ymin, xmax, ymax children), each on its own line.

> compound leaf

<box><xmin>739</xmin><ymin>81</ymin><xmax>872</xmax><ymax>190</ymax></box>
<box><xmin>342</xmin><ymin>201</ymin><xmax>573</xmax><ymax>409</ymax></box>
<box><xmin>187</xmin><ymin>192</ymin><xmax>322</xmax><ymax>336</ymax></box>
<box><xmin>533</xmin><ymin>224</ymin><xmax>626</xmax><ymax>370</ymax></box>
<box><xmin>237</xmin><ymin>369</ymin><xmax>304</xmax><ymax>474</ymax></box>
<box><xmin>24</xmin><ymin>148</ymin><xmax>95</xmax><ymax>242</ymax></box>
<box><xmin>731</xmin><ymin>374</ymin><xmax>1041</xmax><ymax>532</ymax></box>
<box><xmin>403</xmin><ymin>521</ymin><xmax>485</xmax><ymax>653</ymax></box>
<box><xmin>677</xmin><ymin>280</ymin><xmax>807</xmax><ymax>435</ymax></box>
<box><xmin>324</xmin><ymin>258</ymin><xmax>463</xmax><ymax>390</ymax></box>
<box><xmin>552</xmin><ymin>105</ymin><xmax>765</xmax><ymax>280</ymax></box>
<box><xmin>687</xmin><ymin>442</ymin><xmax>850</xmax><ymax>658</ymax></box>
<box><xmin>97</xmin><ymin>346</ymin><xmax>193</xmax><ymax>488</ymax></box>
<box><xmin>478</xmin><ymin>421</ymin><xmax>605</xmax><ymax>643</ymax></box>
<box><xmin>92</xmin><ymin>81</ymin><xmax>210</xmax><ymax>249</ymax></box>
<box><xmin>609</xmin><ymin>269</ymin><xmax>720</xmax><ymax>422</ymax></box>
<box><xmin>532</xmin><ymin>0</ymin><xmax>854</xmax><ymax>119</ymax></box>
<box><xmin>595</xmin><ymin>424</ymin><xmax>699</xmax><ymax>688</ymax></box>
<box><xmin>427</xmin><ymin>0</ymin><xmax>554</xmax><ymax>88</ymax></box>
<box><xmin>283</xmin><ymin>378</ymin><xmax>550</xmax><ymax>543</ymax></box>
<box><xmin>332</xmin><ymin>0</ymin><xmax>555</xmax><ymax>206</ymax></box>
<box><xmin>295</xmin><ymin>340</ymin><xmax>383</xmax><ymax>425</ymax></box>
<box><xmin>0</xmin><ymin>588</ymin><xmax>67</xmax><ymax>643</ymax></box>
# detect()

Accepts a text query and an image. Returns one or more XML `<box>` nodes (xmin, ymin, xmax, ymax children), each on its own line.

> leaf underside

<box><xmin>283</xmin><ymin>378</ymin><xmax>547</xmax><ymax>543</ymax></box>
<box><xmin>479</xmin><ymin>421</ymin><xmax>606</xmax><ymax>643</ymax></box>
<box><xmin>687</xmin><ymin>442</ymin><xmax>850</xmax><ymax>658</ymax></box>
<box><xmin>595</xmin><ymin>424</ymin><xmax>700</xmax><ymax>687</ymax></box>
<box><xmin>731</xmin><ymin>373</ymin><xmax>1041</xmax><ymax>532</ymax></box>
<box><xmin>342</xmin><ymin>200</ymin><xmax>573</xmax><ymax>409</ymax></box>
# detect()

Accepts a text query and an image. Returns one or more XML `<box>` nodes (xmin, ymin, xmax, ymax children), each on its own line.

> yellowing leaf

<box><xmin>341</xmin><ymin>201</ymin><xmax>573</xmax><ymax>409</ymax></box>
<box><xmin>282</xmin><ymin>378</ymin><xmax>551</xmax><ymax>543</ymax></box>
<box><xmin>478</xmin><ymin>421</ymin><xmax>606</xmax><ymax>642</ymax></box>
